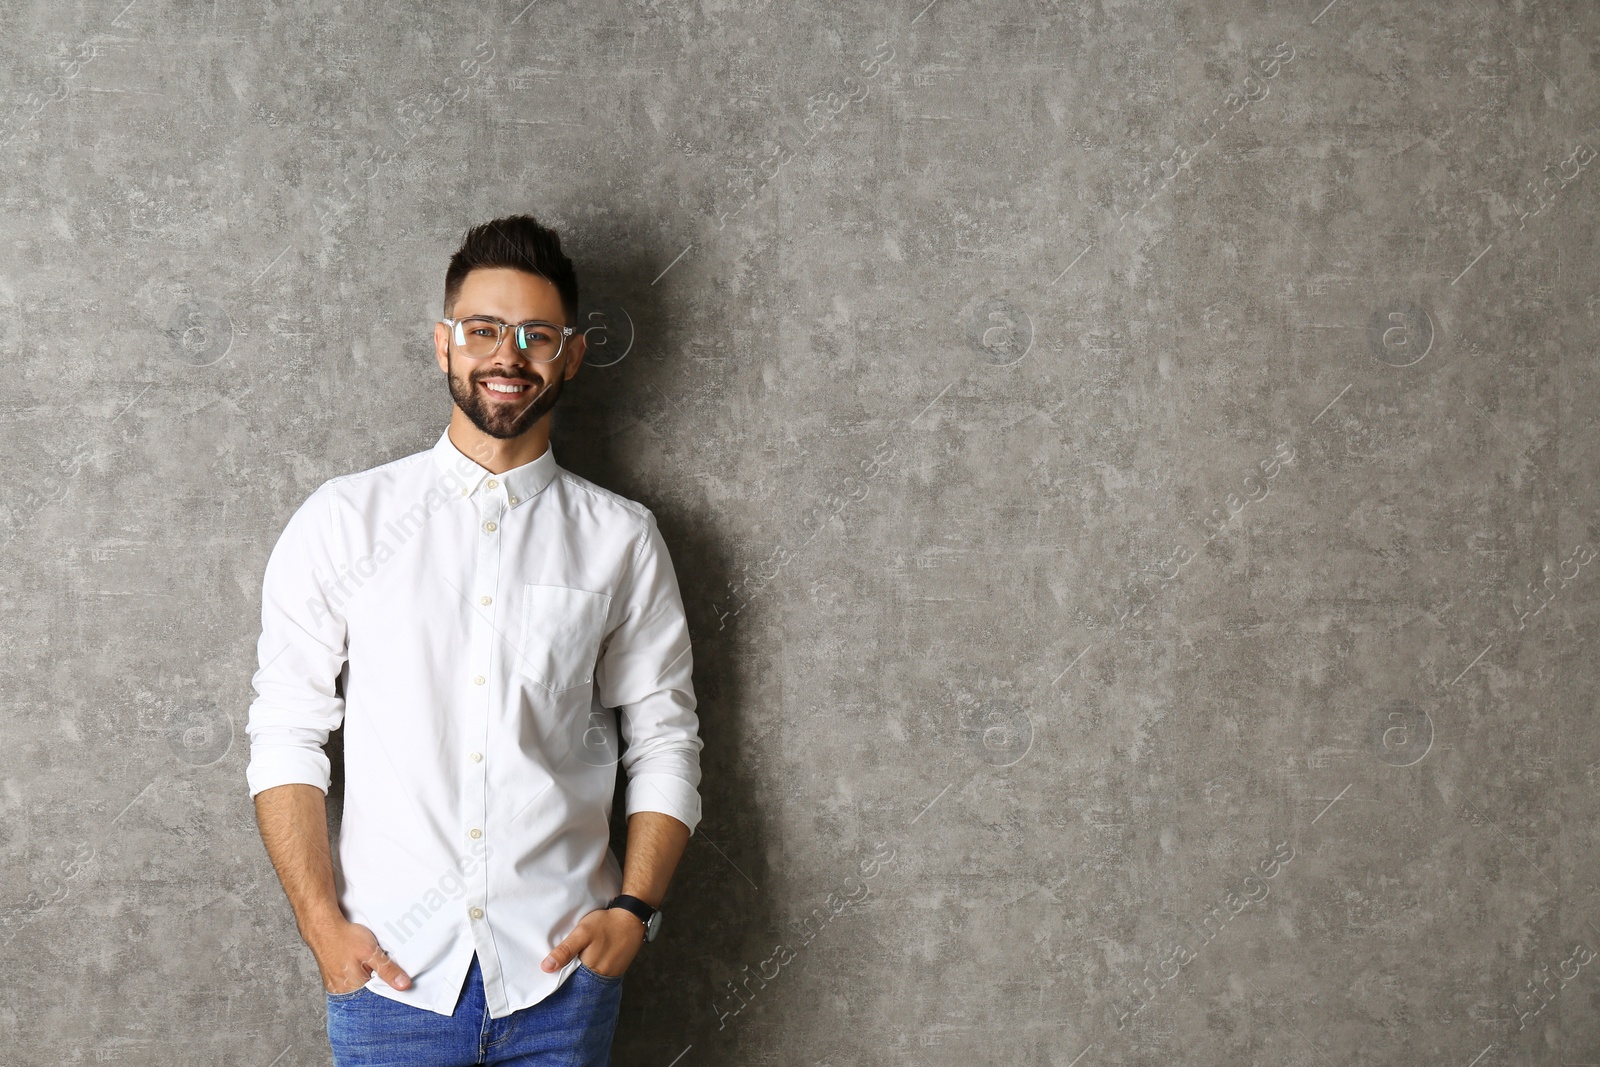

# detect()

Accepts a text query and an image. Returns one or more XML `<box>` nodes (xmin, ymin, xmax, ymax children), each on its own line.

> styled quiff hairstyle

<box><xmin>442</xmin><ymin>214</ymin><xmax>579</xmax><ymax>326</ymax></box>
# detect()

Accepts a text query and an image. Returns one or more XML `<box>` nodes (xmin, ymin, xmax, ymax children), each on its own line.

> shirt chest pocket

<box><xmin>518</xmin><ymin>584</ymin><xmax>613</xmax><ymax>693</ymax></box>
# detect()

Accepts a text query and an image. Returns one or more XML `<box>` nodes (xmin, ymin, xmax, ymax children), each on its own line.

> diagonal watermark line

<box><xmin>1310</xmin><ymin>0</ymin><xmax>1343</xmax><ymax>25</ymax></box>
<box><xmin>1451</xmin><ymin>244</ymin><xmax>1493</xmax><ymax>286</ymax></box>
<box><xmin>664</xmin><ymin>1045</ymin><xmax>693</xmax><ymax>1067</ymax></box>
<box><xmin>109</xmin><ymin>779</ymin><xmax>158</xmax><ymax>828</ymax></box>
<box><xmin>696</xmin><ymin>832</ymin><xmax>759</xmax><ymax>891</ymax></box>
<box><xmin>109</xmin><ymin>383</ymin><xmax>152</xmax><ymax>424</ymax></box>
<box><xmin>909</xmin><ymin>781</ymin><xmax>952</xmax><ymax>825</ymax></box>
<box><xmin>650</xmin><ymin>244</ymin><xmax>695</xmax><ymax>286</ymax></box>
<box><xmin>1456</xmin><ymin>388</ymin><xmax>1528</xmax><ymax>457</ymax></box>
<box><xmin>650</xmin><ymin>382</ymin><xmax>689</xmax><ymax>419</ymax></box>
<box><xmin>251</xmin><ymin>245</ymin><xmax>294</xmax><ymax>287</ymax></box>
<box><xmin>1310</xmin><ymin>782</ymin><xmax>1351</xmax><ymax>825</ymax></box>
<box><xmin>1049</xmin><ymin>243</ymin><xmax>1093</xmax><ymax>286</ymax></box>
<box><xmin>655</xmin><ymin>640</ymin><xmax>693</xmax><ymax>680</ymax></box>
<box><xmin>1311</xmin><ymin>384</ymin><xmax>1352</xmax><ymax>424</ymax></box>
<box><xmin>911</xmin><ymin>0</ymin><xmax>943</xmax><ymax>24</ymax></box>
<box><xmin>1282</xmin><ymin>216</ymin><xmax>1341</xmax><ymax>272</ymax></box>
<box><xmin>1051</xmin><ymin>645</ymin><xmax>1092</xmax><ymax>686</ymax></box>
<box><xmin>908</xmin><ymin>380</ymin><xmax>956</xmax><ymax>426</ymax></box>
<box><xmin>1449</xmin><ymin>644</ymin><xmax>1493</xmax><ymax>685</ymax></box>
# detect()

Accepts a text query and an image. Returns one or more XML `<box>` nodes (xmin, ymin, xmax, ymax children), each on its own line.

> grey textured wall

<box><xmin>3</xmin><ymin>0</ymin><xmax>1599</xmax><ymax>1063</ymax></box>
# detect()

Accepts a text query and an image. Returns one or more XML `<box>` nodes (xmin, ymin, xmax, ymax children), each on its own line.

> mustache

<box><xmin>471</xmin><ymin>372</ymin><xmax>537</xmax><ymax>383</ymax></box>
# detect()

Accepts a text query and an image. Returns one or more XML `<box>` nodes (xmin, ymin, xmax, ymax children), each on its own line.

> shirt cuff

<box><xmin>245</xmin><ymin>731</ymin><xmax>333</xmax><ymax>798</ymax></box>
<box><xmin>624</xmin><ymin>773</ymin><xmax>701</xmax><ymax>836</ymax></box>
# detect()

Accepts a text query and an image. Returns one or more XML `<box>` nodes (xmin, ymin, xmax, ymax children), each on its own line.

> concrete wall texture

<box><xmin>2</xmin><ymin>0</ymin><xmax>1598</xmax><ymax>1063</ymax></box>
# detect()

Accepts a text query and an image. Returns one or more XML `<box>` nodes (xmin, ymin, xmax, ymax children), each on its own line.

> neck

<box><xmin>446</xmin><ymin>408</ymin><xmax>552</xmax><ymax>474</ymax></box>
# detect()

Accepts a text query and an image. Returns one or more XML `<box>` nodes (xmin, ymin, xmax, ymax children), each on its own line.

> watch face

<box><xmin>645</xmin><ymin>910</ymin><xmax>662</xmax><ymax>942</ymax></box>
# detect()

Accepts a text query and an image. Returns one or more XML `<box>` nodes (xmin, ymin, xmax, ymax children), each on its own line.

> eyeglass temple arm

<box><xmin>440</xmin><ymin>317</ymin><xmax>573</xmax><ymax>332</ymax></box>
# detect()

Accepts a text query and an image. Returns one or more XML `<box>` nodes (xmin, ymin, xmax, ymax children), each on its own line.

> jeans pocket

<box><xmin>576</xmin><ymin>960</ymin><xmax>624</xmax><ymax>985</ymax></box>
<box><xmin>325</xmin><ymin>985</ymin><xmax>369</xmax><ymax>1002</ymax></box>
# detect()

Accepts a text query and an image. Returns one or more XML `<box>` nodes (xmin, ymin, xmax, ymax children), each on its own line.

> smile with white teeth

<box><xmin>481</xmin><ymin>380</ymin><xmax>531</xmax><ymax>395</ymax></box>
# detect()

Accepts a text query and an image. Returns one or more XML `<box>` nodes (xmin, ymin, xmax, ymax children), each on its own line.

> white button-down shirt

<box><xmin>244</xmin><ymin>428</ymin><xmax>703</xmax><ymax>1018</ymax></box>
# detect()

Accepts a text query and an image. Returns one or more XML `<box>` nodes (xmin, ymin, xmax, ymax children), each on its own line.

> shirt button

<box><xmin>470</xmin><ymin>752</ymin><xmax>483</xmax><ymax>762</ymax></box>
<box><xmin>509</xmin><ymin>497</ymin><xmax>519</xmax><ymax>505</ymax></box>
<box><xmin>470</xmin><ymin>907</ymin><xmax>485</xmax><ymax>920</ymax></box>
<box><xmin>480</xmin><ymin>596</ymin><xmax>492</xmax><ymax>606</ymax></box>
<box><xmin>473</xmin><ymin>675</ymin><xmax>485</xmax><ymax>685</ymax></box>
<box><xmin>484</xmin><ymin>521</ymin><xmax>497</xmax><ymax>533</ymax></box>
<box><xmin>486</xmin><ymin>478</ymin><xmax>499</xmax><ymax>489</ymax></box>
<box><xmin>469</xmin><ymin>828</ymin><xmax>482</xmax><ymax>839</ymax></box>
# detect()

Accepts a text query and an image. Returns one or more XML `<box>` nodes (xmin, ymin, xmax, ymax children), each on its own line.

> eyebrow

<box><xmin>461</xmin><ymin>314</ymin><xmax>561</xmax><ymax>326</ymax></box>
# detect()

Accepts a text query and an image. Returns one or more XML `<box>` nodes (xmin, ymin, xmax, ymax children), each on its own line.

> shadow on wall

<box><xmin>556</xmin><ymin>243</ymin><xmax>766</xmax><ymax>1057</ymax></box>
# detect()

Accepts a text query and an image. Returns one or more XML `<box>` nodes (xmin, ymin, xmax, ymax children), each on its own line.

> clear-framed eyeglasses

<box><xmin>439</xmin><ymin>315</ymin><xmax>576</xmax><ymax>363</ymax></box>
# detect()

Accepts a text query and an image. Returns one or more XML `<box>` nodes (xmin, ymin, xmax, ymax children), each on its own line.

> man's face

<box><xmin>433</xmin><ymin>267</ymin><xmax>585</xmax><ymax>441</ymax></box>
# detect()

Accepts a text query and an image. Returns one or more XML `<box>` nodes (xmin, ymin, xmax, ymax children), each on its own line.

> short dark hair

<box><xmin>443</xmin><ymin>214</ymin><xmax>579</xmax><ymax>325</ymax></box>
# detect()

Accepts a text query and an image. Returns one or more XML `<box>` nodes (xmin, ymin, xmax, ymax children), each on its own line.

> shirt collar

<box><xmin>430</xmin><ymin>428</ymin><xmax>559</xmax><ymax>508</ymax></box>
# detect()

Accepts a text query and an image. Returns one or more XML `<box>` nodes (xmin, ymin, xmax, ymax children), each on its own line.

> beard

<box><xmin>446</xmin><ymin>349</ymin><xmax>565</xmax><ymax>440</ymax></box>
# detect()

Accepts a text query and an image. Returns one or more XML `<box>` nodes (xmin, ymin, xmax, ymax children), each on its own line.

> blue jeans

<box><xmin>326</xmin><ymin>954</ymin><xmax>624</xmax><ymax>1066</ymax></box>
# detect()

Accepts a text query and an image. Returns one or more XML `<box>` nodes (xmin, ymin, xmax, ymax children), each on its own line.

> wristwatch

<box><xmin>606</xmin><ymin>894</ymin><xmax>661</xmax><ymax>943</ymax></box>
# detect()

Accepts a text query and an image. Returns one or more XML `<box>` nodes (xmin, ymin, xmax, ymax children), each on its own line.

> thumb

<box><xmin>542</xmin><ymin>928</ymin><xmax>591</xmax><ymax>973</ymax></box>
<box><xmin>363</xmin><ymin>944</ymin><xmax>412</xmax><ymax>991</ymax></box>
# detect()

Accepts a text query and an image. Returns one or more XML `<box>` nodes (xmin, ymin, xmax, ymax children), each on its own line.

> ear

<box><xmin>563</xmin><ymin>328</ymin><xmax>587</xmax><ymax>379</ymax></box>
<box><xmin>434</xmin><ymin>321</ymin><xmax>452</xmax><ymax>374</ymax></box>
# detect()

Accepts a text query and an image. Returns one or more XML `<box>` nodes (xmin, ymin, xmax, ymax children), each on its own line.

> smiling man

<box><xmin>245</xmin><ymin>214</ymin><xmax>703</xmax><ymax>1066</ymax></box>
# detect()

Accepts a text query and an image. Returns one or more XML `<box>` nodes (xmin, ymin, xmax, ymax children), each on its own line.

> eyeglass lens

<box><xmin>454</xmin><ymin>317</ymin><xmax>565</xmax><ymax>361</ymax></box>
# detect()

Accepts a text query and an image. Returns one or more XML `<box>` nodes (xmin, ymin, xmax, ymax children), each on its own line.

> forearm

<box><xmin>253</xmin><ymin>782</ymin><xmax>345</xmax><ymax>940</ymax></box>
<box><xmin>620</xmin><ymin>810</ymin><xmax>690</xmax><ymax>909</ymax></box>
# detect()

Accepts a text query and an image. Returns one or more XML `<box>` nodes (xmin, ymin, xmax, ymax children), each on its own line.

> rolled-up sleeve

<box><xmin>244</xmin><ymin>481</ymin><xmax>349</xmax><ymax>798</ymax></box>
<box><xmin>594</xmin><ymin>509</ymin><xmax>704</xmax><ymax>835</ymax></box>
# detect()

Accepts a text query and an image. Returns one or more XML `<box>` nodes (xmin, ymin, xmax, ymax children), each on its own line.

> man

<box><xmin>245</xmin><ymin>214</ymin><xmax>703</xmax><ymax>1066</ymax></box>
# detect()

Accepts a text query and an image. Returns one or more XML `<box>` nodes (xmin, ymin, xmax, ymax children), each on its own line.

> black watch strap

<box><xmin>606</xmin><ymin>894</ymin><xmax>660</xmax><ymax>942</ymax></box>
